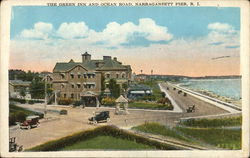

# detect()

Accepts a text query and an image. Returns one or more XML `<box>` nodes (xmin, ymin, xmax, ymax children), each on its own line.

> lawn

<box><xmin>132</xmin><ymin>122</ymin><xmax>189</xmax><ymax>142</ymax></box>
<box><xmin>61</xmin><ymin>135</ymin><xmax>156</xmax><ymax>150</ymax></box>
<box><xmin>180</xmin><ymin>116</ymin><xmax>242</xmax><ymax>128</ymax></box>
<box><xmin>140</xmin><ymin>80</ymin><xmax>162</xmax><ymax>100</ymax></box>
<box><xmin>9</xmin><ymin>104</ymin><xmax>36</xmax><ymax>115</ymax></box>
<box><xmin>28</xmin><ymin>125</ymin><xmax>179</xmax><ymax>151</ymax></box>
<box><xmin>176</xmin><ymin>126</ymin><xmax>241</xmax><ymax>149</ymax></box>
<box><xmin>133</xmin><ymin>122</ymin><xmax>241</xmax><ymax>149</ymax></box>
<box><xmin>129</xmin><ymin>102</ymin><xmax>173</xmax><ymax>110</ymax></box>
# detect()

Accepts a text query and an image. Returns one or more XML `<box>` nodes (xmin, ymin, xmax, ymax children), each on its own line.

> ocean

<box><xmin>178</xmin><ymin>78</ymin><xmax>241</xmax><ymax>100</ymax></box>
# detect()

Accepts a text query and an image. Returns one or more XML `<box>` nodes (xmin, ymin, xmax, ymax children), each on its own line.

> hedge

<box><xmin>28</xmin><ymin>125</ymin><xmax>182</xmax><ymax>151</ymax></box>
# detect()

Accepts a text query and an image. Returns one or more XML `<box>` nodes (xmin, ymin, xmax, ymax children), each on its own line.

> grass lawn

<box><xmin>132</xmin><ymin>122</ymin><xmax>190</xmax><ymax>142</ymax></box>
<box><xmin>133</xmin><ymin>122</ymin><xmax>241</xmax><ymax>149</ymax></box>
<box><xmin>180</xmin><ymin>116</ymin><xmax>242</xmax><ymax>128</ymax></box>
<box><xmin>9</xmin><ymin>104</ymin><xmax>36</xmax><ymax>115</ymax></box>
<box><xmin>61</xmin><ymin>135</ymin><xmax>156</xmax><ymax>150</ymax></box>
<box><xmin>140</xmin><ymin>80</ymin><xmax>162</xmax><ymax>100</ymax></box>
<box><xmin>176</xmin><ymin>127</ymin><xmax>241</xmax><ymax>149</ymax></box>
<box><xmin>129</xmin><ymin>102</ymin><xmax>172</xmax><ymax>110</ymax></box>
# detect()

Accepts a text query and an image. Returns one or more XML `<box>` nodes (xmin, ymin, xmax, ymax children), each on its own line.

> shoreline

<box><xmin>180</xmin><ymin>87</ymin><xmax>241</xmax><ymax>107</ymax></box>
<box><xmin>175</xmin><ymin>81</ymin><xmax>241</xmax><ymax>107</ymax></box>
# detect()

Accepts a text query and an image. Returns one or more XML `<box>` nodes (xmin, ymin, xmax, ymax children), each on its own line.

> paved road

<box><xmin>160</xmin><ymin>82</ymin><xmax>229</xmax><ymax>117</ymax></box>
<box><xmin>9</xmin><ymin>83</ymin><xmax>229</xmax><ymax>150</ymax></box>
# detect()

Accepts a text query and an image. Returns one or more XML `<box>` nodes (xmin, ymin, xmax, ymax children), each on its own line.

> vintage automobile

<box><xmin>186</xmin><ymin>105</ymin><xmax>196</xmax><ymax>113</ymax></box>
<box><xmin>88</xmin><ymin>111</ymin><xmax>110</xmax><ymax>124</ymax></box>
<box><xmin>20</xmin><ymin>115</ymin><xmax>40</xmax><ymax>129</ymax></box>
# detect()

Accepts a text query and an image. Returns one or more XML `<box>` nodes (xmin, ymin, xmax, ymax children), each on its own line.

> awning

<box><xmin>130</xmin><ymin>91</ymin><xmax>145</xmax><ymax>94</ymax></box>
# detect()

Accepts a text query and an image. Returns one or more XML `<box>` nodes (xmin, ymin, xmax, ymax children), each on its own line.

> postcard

<box><xmin>0</xmin><ymin>0</ymin><xmax>249</xmax><ymax>157</ymax></box>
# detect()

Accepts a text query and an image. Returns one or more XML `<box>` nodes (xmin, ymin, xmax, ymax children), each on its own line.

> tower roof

<box><xmin>82</xmin><ymin>52</ymin><xmax>91</xmax><ymax>56</ymax></box>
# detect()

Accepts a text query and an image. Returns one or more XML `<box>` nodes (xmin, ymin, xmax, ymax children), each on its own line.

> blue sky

<box><xmin>11</xmin><ymin>6</ymin><xmax>240</xmax><ymax>39</ymax></box>
<box><xmin>10</xmin><ymin>6</ymin><xmax>240</xmax><ymax>76</ymax></box>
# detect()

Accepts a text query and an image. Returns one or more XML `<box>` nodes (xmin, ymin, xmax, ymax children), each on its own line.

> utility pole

<box><xmin>44</xmin><ymin>76</ymin><xmax>48</xmax><ymax>118</ymax></box>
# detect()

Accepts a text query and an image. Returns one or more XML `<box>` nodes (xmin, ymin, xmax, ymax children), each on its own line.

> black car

<box><xmin>88</xmin><ymin>111</ymin><xmax>110</xmax><ymax>124</ymax></box>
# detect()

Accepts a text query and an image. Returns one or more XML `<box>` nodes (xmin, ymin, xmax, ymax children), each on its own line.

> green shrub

<box><xmin>101</xmin><ymin>97</ymin><xmax>116</xmax><ymax>106</ymax></box>
<box><xmin>15</xmin><ymin>111</ymin><xmax>27</xmax><ymax>122</ymax></box>
<box><xmin>9</xmin><ymin>114</ymin><xmax>17</xmax><ymax>126</ymax></box>
<box><xmin>73</xmin><ymin>101</ymin><xmax>83</xmax><ymax>106</ymax></box>
<box><xmin>28</xmin><ymin>100</ymin><xmax>35</xmax><ymax>104</ymax></box>
<box><xmin>180</xmin><ymin>116</ymin><xmax>242</xmax><ymax>128</ymax></box>
<box><xmin>9</xmin><ymin>98</ymin><xmax>26</xmax><ymax>104</ymax></box>
<box><xmin>157</xmin><ymin>97</ymin><xmax>171</xmax><ymax>105</ymax></box>
<box><xmin>58</xmin><ymin>98</ymin><xmax>73</xmax><ymax>105</ymax></box>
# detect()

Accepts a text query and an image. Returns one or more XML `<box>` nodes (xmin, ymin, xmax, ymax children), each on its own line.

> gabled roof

<box><xmin>96</xmin><ymin>60</ymin><xmax>127</xmax><ymax>70</ymax></box>
<box><xmin>53</xmin><ymin>58</ymin><xmax>129</xmax><ymax>72</ymax></box>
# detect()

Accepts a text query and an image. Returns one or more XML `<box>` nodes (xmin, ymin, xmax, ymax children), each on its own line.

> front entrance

<box><xmin>81</xmin><ymin>96</ymin><xmax>97</xmax><ymax>107</ymax></box>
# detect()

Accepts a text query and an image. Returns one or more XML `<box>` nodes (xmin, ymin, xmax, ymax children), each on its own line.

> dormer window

<box><xmin>60</xmin><ymin>74</ymin><xmax>65</xmax><ymax>79</ymax></box>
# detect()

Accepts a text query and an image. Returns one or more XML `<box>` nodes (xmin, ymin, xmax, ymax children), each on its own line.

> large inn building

<box><xmin>50</xmin><ymin>52</ymin><xmax>132</xmax><ymax>102</ymax></box>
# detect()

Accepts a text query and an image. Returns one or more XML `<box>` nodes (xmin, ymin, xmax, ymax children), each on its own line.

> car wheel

<box><xmin>93</xmin><ymin>120</ymin><xmax>97</xmax><ymax>125</ymax></box>
<box><xmin>27</xmin><ymin>126</ymin><xmax>31</xmax><ymax>130</ymax></box>
<box><xmin>106</xmin><ymin>118</ymin><xmax>110</xmax><ymax>122</ymax></box>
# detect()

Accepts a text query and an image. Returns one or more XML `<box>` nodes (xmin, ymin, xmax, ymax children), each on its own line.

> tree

<box><xmin>122</xmin><ymin>83</ymin><xmax>128</xmax><ymax>91</ymax></box>
<box><xmin>101</xmin><ymin>73</ymin><xmax>105</xmax><ymax>91</ymax></box>
<box><xmin>30</xmin><ymin>76</ymin><xmax>45</xmax><ymax>99</ymax></box>
<box><xmin>20</xmin><ymin>88</ymin><xmax>26</xmax><ymax>97</ymax></box>
<box><xmin>108</xmin><ymin>79</ymin><xmax>120</xmax><ymax>98</ymax></box>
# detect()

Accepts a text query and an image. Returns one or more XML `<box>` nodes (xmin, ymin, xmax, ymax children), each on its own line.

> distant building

<box><xmin>9</xmin><ymin>80</ymin><xmax>32</xmax><ymax>100</ymax></box>
<box><xmin>127</xmin><ymin>84</ymin><xmax>152</xmax><ymax>99</ymax></box>
<box><xmin>51</xmin><ymin>52</ymin><xmax>132</xmax><ymax>104</ymax></box>
<box><xmin>134</xmin><ymin>74</ymin><xmax>148</xmax><ymax>82</ymax></box>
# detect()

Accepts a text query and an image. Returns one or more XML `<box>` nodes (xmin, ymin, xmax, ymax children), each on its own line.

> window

<box><xmin>60</xmin><ymin>74</ymin><xmax>65</xmax><ymax>79</ymax></box>
<box><xmin>77</xmin><ymin>84</ymin><xmax>81</xmax><ymax>88</ymax></box>
<box><xmin>70</xmin><ymin>74</ymin><xmax>74</xmax><ymax>79</ymax></box>
<box><xmin>64</xmin><ymin>94</ymin><xmax>66</xmax><ymax>98</ymax></box>
<box><xmin>61</xmin><ymin>84</ymin><xmax>65</xmax><ymax>89</ymax></box>
<box><xmin>71</xmin><ymin>93</ymin><xmax>74</xmax><ymax>98</ymax></box>
<box><xmin>78</xmin><ymin>74</ymin><xmax>81</xmax><ymax>79</ymax></box>
<box><xmin>106</xmin><ymin>74</ymin><xmax>110</xmax><ymax>78</ymax></box>
<box><xmin>116</xmin><ymin>74</ymin><xmax>119</xmax><ymax>78</ymax></box>
<box><xmin>84</xmin><ymin>74</ymin><xmax>87</xmax><ymax>79</ymax></box>
<box><xmin>122</xmin><ymin>74</ymin><xmax>126</xmax><ymax>78</ymax></box>
<box><xmin>71</xmin><ymin>84</ymin><xmax>74</xmax><ymax>88</ymax></box>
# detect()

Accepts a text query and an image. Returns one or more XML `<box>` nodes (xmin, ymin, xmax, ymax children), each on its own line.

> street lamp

<box><xmin>44</xmin><ymin>75</ymin><xmax>49</xmax><ymax>118</ymax></box>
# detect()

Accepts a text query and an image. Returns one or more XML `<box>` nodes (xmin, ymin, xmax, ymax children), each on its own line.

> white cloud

<box><xmin>16</xmin><ymin>19</ymin><xmax>173</xmax><ymax>47</ymax></box>
<box><xmin>91</xmin><ymin>18</ymin><xmax>173</xmax><ymax>46</ymax></box>
<box><xmin>207</xmin><ymin>22</ymin><xmax>237</xmax><ymax>34</ymax></box>
<box><xmin>20</xmin><ymin>22</ymin><xmax>53</xmax><ymax>39</ymax></box>
<box><xmin>138</xmin><ymin>18</ymin><xmax>173</xmax><ymax>41</ymax></box>
<box><xmin>207</xmin><ymin>22</ymin><xmax>239</xmax><ymax>46</ymax></box>
<box><xmin>57</xmin><ymin>22</ymin><xmax>91</xmax><ymax>39</ymax></box>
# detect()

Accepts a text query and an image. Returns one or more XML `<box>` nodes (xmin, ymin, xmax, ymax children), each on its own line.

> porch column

<box><xmin>96</xmin><ymin>97</ymin><xmax>100</xmax><ymax>108</ymax></box>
